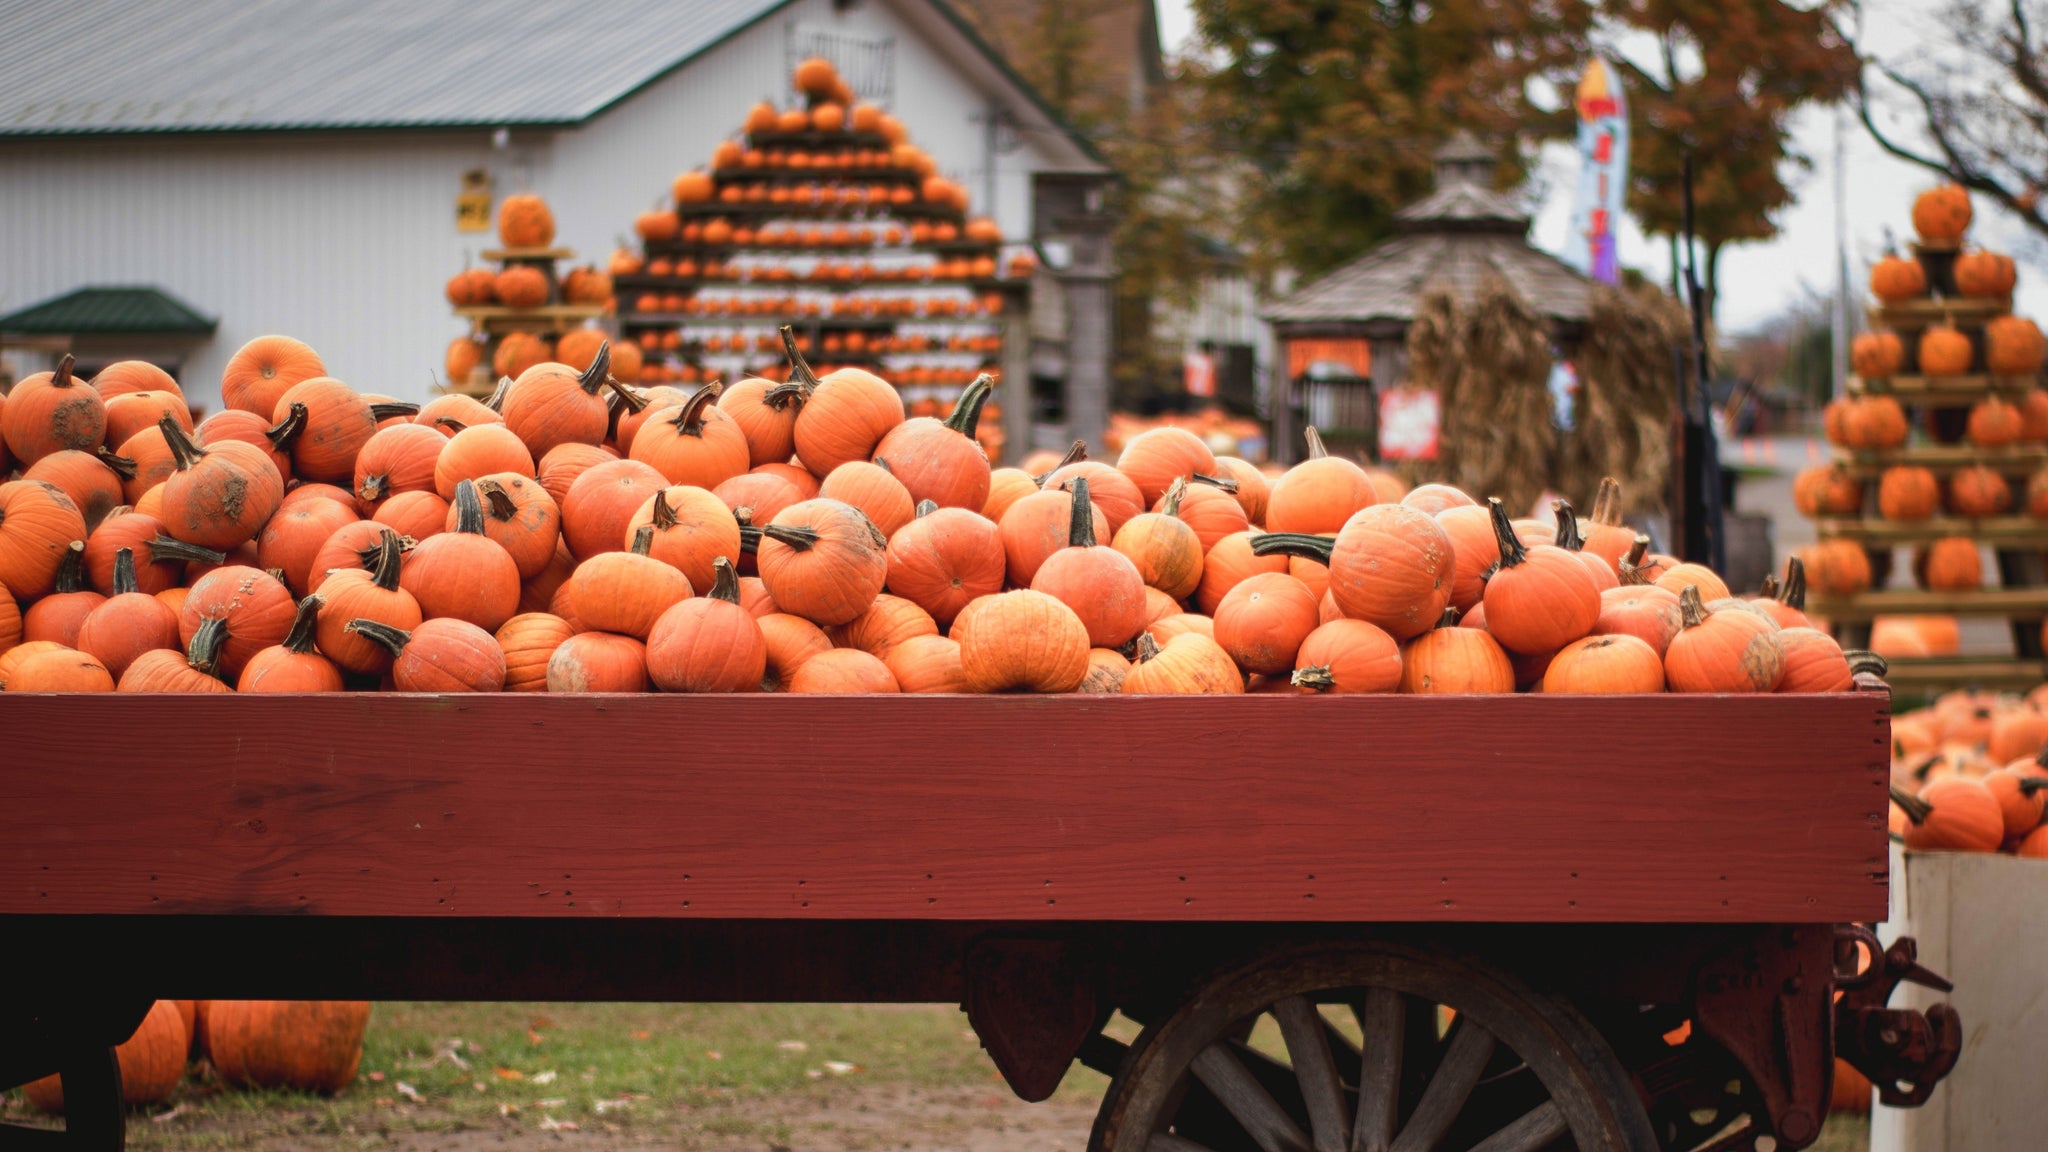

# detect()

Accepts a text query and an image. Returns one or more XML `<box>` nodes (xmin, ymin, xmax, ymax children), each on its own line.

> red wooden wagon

<box><xmin>0</xmin><ymin>677</ymin><xmax>1958</xmax><ymax>1152</ymax></box>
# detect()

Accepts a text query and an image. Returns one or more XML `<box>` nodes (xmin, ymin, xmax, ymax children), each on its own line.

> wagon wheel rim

<box><xmin>0</xmin><ymin>1046</ymin><xmax>125</xmax><ymax>1152</ymax></box>
<box><xmin>1090</xmin><ymin>941</ymin><xmax>1658</xmax><ymax>1152</ymax></box>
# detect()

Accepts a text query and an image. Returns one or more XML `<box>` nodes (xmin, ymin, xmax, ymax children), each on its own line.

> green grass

<box><xmin>0</xmin><ymin>1002</ymin><xmax>1874</xmax><ymax>1150</ymax></box>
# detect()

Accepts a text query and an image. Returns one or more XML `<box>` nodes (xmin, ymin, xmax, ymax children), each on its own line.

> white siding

<box><xmin>0</xmin><ymin>0</ymin><xmax>1077</xmax><ymax>415</ymax></box>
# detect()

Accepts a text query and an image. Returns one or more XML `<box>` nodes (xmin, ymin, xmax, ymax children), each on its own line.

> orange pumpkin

<box><xmin>497</xmin><ymin>193</ymin><xmax>556</xmax><ymax>248</ymax></box>
<box><xmin>1288</xmin><ymin>618</ymin><xmax>1400</xmax><ymax>693</ymax></box>
<box><xmin>504</xmin><ymin>349</ymin><xmax>615</xmax><ymax>459</ymax></box>
<box><xmin>1116</xmin><ymin>426</ymin><xmax>1217</xmax><ymax>506</ymax></box>
<box><xmin>884</xmin><ymin>502</ymin><xmax>1005</xmax><ymax>626</ymax></box>
<box><xmin>561</xmin><ymin>458</ymin><xmax>669</xmax><ymax>560</ymax></box>
<box><xmin>641</xmin><ymin>557</ymin><xmax>765</xmax><ymax>692</ymax></box>
<box><xmin>1253</xmin><ymin>503</ymin><xmax>1454</xmax><ymax>641</ymax></box>
<box><xmin>1967</xmin><ymin>395</ymin><xmax>2024</xmax><ymax>447</ymax></box>
<box><xmin>954</xmin><ymin>590</ymin><xmax>1090</xmax><ymax>692</ymax></box>
<box><xmin>1774</xmin><ymin>627</ymin><xmax>1853</xmax><ymax>693</ymax></box>
<box><xmin>1912</xmin><ymin>183</ymin><xmax>1972</xmax><ymax>243</ymax></box>
<box><xmin>238</xmin><ymin>593</ymin><xmax>347</xmax><ymax>692</ymax></box>
<box><xmin>10</xmin><ymin>647</ymin><xmax>116</xmax><ymax>692</ymax></box>
<box><xmin>155</xmin><ymin>417</ymin><xmax>284</xmax><ymax>551</ymax></box>
<box><xmin>1869</xmin><ymin>252</ymin><xmax>1927</xmax><ymax>303</ymax></box>
<box><xmin>21</xmin><ymin>999</ymin><xmax>189</xmax><ymax>1111</ymax></box>
<box><xmin>346</xmin><ymin>616</ymin><xmax>506</xmax><ymax>692</ymax></box>
<box><xmin>1802</xmin><ymin>539</ymin><xmax>1874</xmax><ymax>597</ymax></box>
<box><xmin>1028</xmin><ymin>477</ymin><xmax>1148</xmax><ymax>648</ymax></box>
<box><xmin>1792</xmin><ymin>465</ymin><xmax>1862</xmax><ymax>518</ymax></box>
<box><xmin>545</xmin><ymin>630</ymin><xmax>648</xmax><ymax>691</ymax></box>
<box><xmin>562</xmin><ymin>525</ymin><xmax>695</xmax><ymax>639</ymax></box>
<box><xmin>1040</xmin><ymin>460</ymin><xmax>1147</xmax><ymax>537</ymax></box>
<box><xmin>1955</xmin><ymin>249</ymin><xmax>2017</xmax><ymax>297</ymax></box>
<box><xmin>1542</xmin><ymin>633</ymin><xmax>1664</xmax><ymax>693</ymax></box>
<box><xmin>1664</xmin><ymin>586</ymin><xmax>1785</xmax><ymax>693</ymax></box>
<box><xmin>399</xmin><ymin>481</ymin><xmax>522</xmax><ymax>631</ymax></box>
<box><xmin>1398</xmin><ymin>608</ymin><xmax>1514</xmax><ymax>692</ymax></box>
<box><xmin>756</xmin><ymin>499</ymin><xmax>890</xmax><ymax>626</ymax></box>
<box><xmin>773</xmin><ymin>329</ymin><xmax>904</xmax><ymax>477</ymax></box>
<box><xmin>1949</xmin><ymin>464</ymin><xmax>2011</xmax><ymax>517</ymax></box>
<box><xmin>1267</xmin><ymin>426</ymin><xmax>1376</xmax><ymax>534</ymax></box>
<box><xmin>1850</xmin><ymin>330</ymin><xmax>1905</xmax><ymax>377</ymax></box>
<box><xmin>1877</xmin><ymin>464</ymin><xmax>1940</xmax><ymax>520</ymax></box>
<box><xmin>1122</xmin><ymin>630</ymin><xmax>1244</xmax><ymax>694</ymax></box>
<box><xmin>1212</xmin><ymin>571</ymin><xmax>1320</xmax><ymax>675</ymax></box>
<box><xmin>716</xmin><ymin>376</ymin><xmax>801</xmax><ymax>468</ymax></box>
<box><xmin>1592</xmin><ymin>583</ymin><xmax>1685</xmax><ymax>656</ymax></box>
<box><xmin>223</xmin><ymin>335</ymin><xmax>326</xmax><ymax>417</ymax></box>
<box><xmin>207</xmin><ymin>1001</ymin><xmax>372</xmax><ymax>1093</ymax></box>
<box><xmin>1919</xmin><ymin>323</ymin><xmax>1974</xmax><ymax>376</ymax></box>
<box><xmin>434</xmin><ymin>422</ymin><xmax>534</xmax><ymax>500</ymax></box>
<box><xmin>870</xmin><ymin>373</ymin><xmax>995</xmax><ymax>511</ymax></box>
<box><xmin>2</xmin><ymin>355</ymin><xmax>105</xmax><ymax>468</ymax></box>
<box><xmin>1892</xmin><ymin>777</ymin><xmax>2002</xmax><ymax>852</ymax></box>
<box><xmin>257</xmin><ymin>495</ymin><xmax>360</xmax><ymax>598</ymax></box>
<box><xmin>1915</xmin><ymin>536</ymin><xmax>1982</xmax><ymax>591</ymax></box>
<box><xmin>819</xmin><ymin>459</ymin><xmax>917</xmax><ymax>539</ymax></box>
<box><xmin>1987</xmin><ymin>315</ymin><xmax>2048</xmax><ymax>375</ymax></box>
<box><xmin>1111</xmin><ymin>477</ymin><xmax>1205</xmax><ymax>600</ymax></box>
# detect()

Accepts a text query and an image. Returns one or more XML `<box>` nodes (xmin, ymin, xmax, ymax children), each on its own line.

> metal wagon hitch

<box><xmin>1833</xmin><ymin>926</ymin><xmax>1963</xmax><ymax>1108</ymax></box>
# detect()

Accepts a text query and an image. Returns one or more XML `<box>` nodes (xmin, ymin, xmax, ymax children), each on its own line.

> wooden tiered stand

<box><xmin>1807</xmin><ymin>243</ymin><xmax>2048</xmax><ymax>691</ymax></box>
<box><xmin>617</xmin><ymin>128</ymin><xmax>1029</xmax><ymax>462</ymax></box>
<box><xmin>446</xmin><ymin>247</ymin><xmax>609</xmax><ymax>397</ymax></box>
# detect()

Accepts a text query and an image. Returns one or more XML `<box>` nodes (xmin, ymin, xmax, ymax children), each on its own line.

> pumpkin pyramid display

<box><xmin>0</xmin><ymin>332</ymin><xmax>1865</xmax><ymax>699</ymax></box>
<box><xmin>443</xmin><ymin>192</ymin><xmax>622</xmax><ymax>398</ymax></box>
<box><xmin>607</xmin><ymin>56</ymin><xmax>1018</xmax><ymax>463</ymax></box>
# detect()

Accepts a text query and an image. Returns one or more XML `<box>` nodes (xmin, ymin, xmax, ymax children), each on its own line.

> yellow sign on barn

<box><xmin>456</xmin><ymin>169</ymin><xmax>492</xmax><ymax>232</ymax></box>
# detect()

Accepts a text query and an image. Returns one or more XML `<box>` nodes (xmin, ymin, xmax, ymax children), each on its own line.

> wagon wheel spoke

<box><xmin>1273</xmin><ymin>997</ymin><xmax>1348</xmax><ymax>1152</ymax></box>
<box><xmin>1189</xmin><ymin>1042</ymin><xmax>1316</xmax><ymax>1152</ymax></box>
<box><xmin>1464</xmin><ymin>1100</ymin><xmax>1567</xmax><ymax>1152</ymax></box>
<box><xmin>1387</xmin><ymin>1015</ymin><xmax>1495</xmax><ymax>1152</ymax></box>
<box><xmin>0</xmin><ymin>1046</ymin><xmax>124</xmax><ymax>1152</ymax></box>
<box><xmin>1350</xmin><ymin>987</ymin><xmax>1403</xmax><ymax>1152</ymax></box>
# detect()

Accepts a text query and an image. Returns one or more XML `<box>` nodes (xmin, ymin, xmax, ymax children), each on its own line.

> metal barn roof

<box><xmin>0</xmin><ymin>287</ymin><xmax>217</xmax><ymax>334</ymax></box>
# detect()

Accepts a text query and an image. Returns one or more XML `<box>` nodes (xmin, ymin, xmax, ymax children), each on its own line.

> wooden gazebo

<box><xmin>1262</xmin><ymin>133</ymin><xmax>1593</xmax><ymax>462</ymax></box>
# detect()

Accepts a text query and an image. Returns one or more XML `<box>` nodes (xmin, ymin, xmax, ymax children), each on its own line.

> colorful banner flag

<box><xmin>1566</xmin><ymin>57</ymin><xmax>1628</xmax><ymax>284</ymax></box>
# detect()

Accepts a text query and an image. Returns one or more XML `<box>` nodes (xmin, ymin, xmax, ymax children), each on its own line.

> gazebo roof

<box><xmin>1265</xmin><ymin>135</ymin><xmax>1591</xmax><ymax>330</ymax></box>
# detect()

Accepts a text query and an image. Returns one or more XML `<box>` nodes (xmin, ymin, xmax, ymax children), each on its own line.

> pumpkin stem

<box><xmin>1591</xmin><ymin>476</ymin><xmax>1625</xmax><ymax>527</ymax></box>
<box><xmin>52</xmin><ymin>353</ymin><xmax>77</xmax><ymax>389</ymax></box>
<box><xmin>452</xmin><ymin>480</ymin><xmax>488</xmax><ymax>535</ymax></box>
<box><xmin>1847</xmin><ymin>649</ymin><xmax>1889</xmax><ymax>679</ymax></box>
<box><xmin>1035</xmin><ymin>440</ymin><xmax>1087</xmax><ymax>486</ymax></box>
<box><xmin>761</xmin><ymin>523</ymin><xmax>819</xmax><ymax>552</ymax></box>
<box><xmin>476</xmin><ymin>478</ymin><xmax>520</xmax><ymax>522</ymax></box>
<box><xmin>112</xmin><ymin>547</ymin><xmax>139</xmax><ymax>596</ymax></box>
<box><xmin>630</xmin><ymin>525</ymin><xmax>655</xmax><ymax>556</ymax></box>
<box><xmin>370</xmin><ymin>401</ymin><xmax>421</xmax><ymax>421</ymax></box>
<box><xmin>708</xmin><ymin>555</ymin><xmax>742</xmax><ymax>603</ymax></box>
<box><xmin>1890</xmin><ymin>784</ymin><xmax>1932</xmax><ymax>826</ymax></box>
<box><xmin>1066</xmin><ymin>476</ymin><xmax>1097</xmax><ymax>548</ymax></box>
<box><xmin>739</xmin><ymin>525</ymin><xmax>762</xmax><ymax>554</ymax></box>
<box><xmin>943</xmin><ymin>374</ymin><xmax>996</xmax><ymax>435</ymax></box>
<box><xmin>343</xmin><ymin>617</ymin><xmax>413</xmax><ymax>657</ymax></box>
<box><xmin>268</xmin><ymin>402</ymin><xmax>309</xmax><ymax>453</ymax></box>
<box><xmin>147</xmin><ymin>535</ymin><xmax>226</xmax><ymax>566</ymax></box>
<box><xmin>358</xmin><ymin>473</ymin><xmax>389</xmax><ymax>504</ymax></box>
<box><xmin>158</xmin><ymin>414</ymin><xmax>209</xmax><ymax>471</ymax></box>
<box><xmin>576</xmin><ymin>341</ymin><xmax>612</xmax><ymax>396</ymax></box>
<box><xmin>1487</xmin><ymin>498</ymin><xmax>1528</xmax><ymax>569</ymax></box>
<box><xmin>1780</xmin><ymin>556</ymin><xmax>1808</xmax><ymax>611</ymax></box>
<box><xmin>435</xmin><ymin>416</ymin><xmax>469</xmax><ymax>433</ymax></box>
<box><xmin>370</xmin><ymin>529</ymin><xmax>405</xmax><ymax>591</ymax></box>
<box><xmin>283</xmin><ymin>594</ymin><xmax>324</xmax><ymax>655</ymax></box>
<box><xmin>666</xmin><ymin>381</ymin><xmax>724</xmax><ymax>437</ymax></box>
<box><xmin>485</xmin><ymin>376</ymin><xmax>513</xmax><ymax>413</ymax></box>
<box><xmin>765</xmin><ymin>326</ymin><xmax>821</xmax><ymax>406</ymax></box>
<box><xmin>1303</xmin><ymin>426</ymin><xmax>1329</xmax><ymax>460</ymax></box>
<box><xmin>1618</xmin><ymin>535</ymin><xmax>1652</xmax><ymax>585</ymax></box>
<box><xmin>1551</xmin><ymin>500</ymin><xmax>1583</xmax><ymax>551</ymax></box>
<box><xmin>1677</xmin><ymin>584</ymin><xmax>1708</xmax><ymax>628</ymax></box>
<box><xmin>1160</xmin><ymin>476</ymin><xmax>1188</xmax><ymax>518</ymax></box>
<box><xmin>915</xmin><ymin>499</ymin><xmax>938</xmax><ymax>518</ymax></box>
<box><xmin>187</xmin><ymin>614</ymin><xmax>230</xmax><ymax>675</ymax></box>
<box><xmin>95</xmin><ymin>446</ymin><xmax>138</xmax><ymax>481</ymax></box>
<box><xmin>1435</xmin><ymin>606</ymin><xmax>1462</xmax><ymax>629</ymax></box>
<box><xmin>1133</xmin><ymin>631</ymin><xmax>1162</xmax><ymax>664</ymax></box>
<box><xmin>2020</xmin><ymin>777</ymin><xmax>2048</xmax><ymax>798</ymax></box>
<box><xmin>609</xmin><ymin>381</ymin><xmax>651</xmax><ymax>416</ymax></box>
<box><xmin>650</xmin><ymin>489</ymin><xmax>680</xmax><ymax>530</ymax></box>
<box><xmin>1291</xmin><ymin>665</ymin><xmax>1336</xmax><ymax>692</ymax></box>
<box><xmin>1190</xmin><ymin>472</ymin><xmax>1240</xmax><ymax>493</ymax></box>
<box><xmin>51</xmin><ymin>540</ymin><xmax>85</xmax><ymax>594</ymax></box>
<box><xmin>1249</xmin><ymin>532</ymin><xmax>1334</xmax><ymax>564</ymax></box>
<box><xmin>1758</xmin><ymin>573</ymin><xmax>1780</xmax><ymax>600</ymax></box>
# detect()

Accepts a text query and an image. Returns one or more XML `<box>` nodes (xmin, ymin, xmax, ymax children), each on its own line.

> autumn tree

<box><xmin>1189</xmin><ymin>0</ymin><xmax>1595</xmax><ymax>278</ymax></box>
<box><xmin>1607</xmin><ymin>0</ymin><xmax>1858</xmax><ymax>321</ymax></box>
<box><xmin>1849</xmin><ymin>0</ymin><xmax>2048</xmax><ymax>235</ymax></box>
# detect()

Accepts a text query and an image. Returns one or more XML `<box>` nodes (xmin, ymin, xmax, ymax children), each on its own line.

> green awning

<box><xmin>0</xmin><ymin>287</ymin><xmax>216</xmax><ymax>335</ymax></box>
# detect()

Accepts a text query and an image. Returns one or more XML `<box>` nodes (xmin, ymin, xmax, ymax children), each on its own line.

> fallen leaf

<box><xmin>602</xmin><ymin>1121</ymin><xmax>622</xmax><ymax>1133</ymax></box>
<box><xmin>374</xmin><ymin>1097</ymin><xmax>392</xmax><ymax>1106</ymax></box>
<box><xmin>368</xmin><ymin>1071</ymin><xmax>385</xmax><ymax>1082</ymax></box>
<box><xmin>396</xmin><ymin>1082</ymin><xmax>425</xmax><ymax>1103</ymax></box>
<box><xmin>593</xmin><ymin>1099</ymin><xmax>630</xmax><ymax>1114</ymax></box>
<box><xmin>529</xmin><ymin>1015</ymin><xmax>555</xmax><ymax>1030</ymax></box>
<box><xmin>527</xmin><ymin>1029</ymin><xmax>545</xmax><ymax>1046</ymax></box>
<box><xmin>630</xmin><ymin>1030</ymin><xmax>651</xmax><ymax>1041</ymax></box>
<box><xmin>472</xmin><ymin>1081</ymin><xmax>488</xmax><ymax>1092</ymax></box>
<box><xmin>538</xmin><ymin>1115</ymin><xmax>580</xmax><ymax>1132</ymax></box>
<box><xmin>150</xmin><ymin>1104</ymin><xmax>189</xmax><ymax>1124</ymax></box>
<box><xmin>535</xmin><ymin>1098</ymin><xmax>568</xmax><ymax>1108</ymax></box>
<box><xmin>777</xmin><ymin>1040</ymin><xmax>808</xmax><ymax>1052</ymax></box>
<box><xmin>494</xmin><ymin>1067</ymin><xmax>525</xmax><ymax>1081</ymax></box>
<box><xmin>805</xmin><ymin>1068</ymin><xmax>824</xmax><ymax>1079</ymax></box>
<box><xmin>530</xmin><ymin>1070</ymin><xmax>558</xmax><ymax>1085</ymax></box>
<box><xmin>704</xmin><ymin>1050</ymin><xmax>722</xmax><ymax>1060</ymax></box>
<box><xmin>823</xmin><ymin>1061</ymin><xmax>858</xmax><ymax>1076</ymax></box>
<box><xmin>499</xmin><ymin>1103</ymin><xmax>519</xmax><ymax>1117</ymax></box>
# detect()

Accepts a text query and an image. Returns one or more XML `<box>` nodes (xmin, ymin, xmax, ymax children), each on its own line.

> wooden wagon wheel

<box><xmin>0</xmin><ymin>1046</ymin><xmax>125</xmax><ymax>1152</ymax></box>
<box><xmin>1090</xmin><ymin>941</ymin><xmax>1659</xmax><ymax>1152</ymax></box>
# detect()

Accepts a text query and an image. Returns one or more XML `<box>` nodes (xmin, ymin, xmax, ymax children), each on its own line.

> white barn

<box><xmin>0</xmin><ymin>0</ymin><xmax>1111</xmax><ymax>434</ymax></box>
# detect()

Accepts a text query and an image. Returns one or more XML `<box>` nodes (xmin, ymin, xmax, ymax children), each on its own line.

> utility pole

<box><xmin>1832</xmin><ymin>105</ymin><xmax>1850</xmax><ymax>399</ymax></box>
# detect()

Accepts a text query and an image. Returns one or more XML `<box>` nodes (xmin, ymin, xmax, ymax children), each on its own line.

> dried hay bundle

<box><xmin>1444</xmin><ymin>274</ymin><xmax>1555</xmax><ymax>511</ymax></box>
<box><xmin>1405</xmin><ymin>290</ymin><xmax>1461</xmax><ymax>483</ymax></box>
<box><xmin>1566</xmin><ymin>280</ymin><xmax>1691</xmax><ymax>513</ymax></box>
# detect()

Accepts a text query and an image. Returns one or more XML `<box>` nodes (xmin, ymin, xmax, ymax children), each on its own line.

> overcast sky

<box><xmin>1154</xmin><ymin>0</ymin><xmax>2048</xmax><ymax>333</ymax></box>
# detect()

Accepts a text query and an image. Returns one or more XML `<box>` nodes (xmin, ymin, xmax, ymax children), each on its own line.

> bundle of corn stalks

<box><xmin>1410</xmin><ymin>274</ymin><xmax>1556</xmax><ymax>512</ymax></box>
<box><xmin>1562</xmin><ymin>280</ymin><xmax>1693</xmax><ymax>512</ymax></box>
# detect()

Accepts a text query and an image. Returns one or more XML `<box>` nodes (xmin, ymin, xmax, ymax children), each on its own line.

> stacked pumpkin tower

<box><xmin>1798</xmin><ymin>183</ymin><xmax>2048</xmax><ymax>690</ymax></box>
<box><xmin>607</xmin><ymin>57</ymin><xmax>1026</xmax><ymax>463</ymax></box>
<box><xmin>442</xmin><ymin>194</ymin><xmax>622</xmax><ymax>398</ymax></box>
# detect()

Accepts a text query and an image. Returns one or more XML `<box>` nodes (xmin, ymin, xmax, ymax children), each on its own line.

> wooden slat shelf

<box><xmin>1808</xmin><ymin>586</ymin><xmax>2048</xmax><ymax>620</ymax></box>
<box><xmin>1851</xmin><ymin>374</ymin><xmax>2035</xmax><ymax>405</ymax></box>
<box><xmin>1869</xmin><ymin>297</ymin><xmax>2012</xmax><ymax>327</ymax></box>
<box><xmin>642</xmin><ymin>240</ymin><xmax>1000</xmax><ymax>259</ymax></box>
<box><xmin>1814</xmin><ymin>516</ymin><xmax>2048</xmax><ymax>546</ymax></box>
<box><xmin>743</xmin><ymin>129</ymin><xmax>893</xmax><ymax>150</ymax></box>
<box><xmin>453</xmin><ymin>304</ymin><xmax>608</xmax><ymax>321</ymax></box>
<box><xmin>619</xmin><ymin>277</ymin><xmax>1015</xmax><ymax>293</ymax></box>
<box><xmin>1876</xmin><ymin>657</ymin><xmax>2048</xmax><ymax>692</ymax></box>
<box><xmin>480</xmin><ymin>247</ymin><xmax>576</xmax><ymax>261</ymax></box>
<box><xmin>619</xmin><ymin>312</ymin><xmax>1003</xmax><ymax>330</ymax></box>
<box><xmin>711</xmin><ymin>166</ymin><xmax>924</xmax><ymax>184</ymax></box>
<box><xmin>677</xmin><ymin>200</ymin><xmax>964</xmax><ymax>222</ymax></box>
<box><xmin>1835</xmin><ymin>443</ymin><xmax>2048</xmax><ymax>476</ymax></box>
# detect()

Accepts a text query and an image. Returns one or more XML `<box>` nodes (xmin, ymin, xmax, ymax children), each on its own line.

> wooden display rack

<box><xmin>443</xmin><ymin>246</ymin><xmax>611</xmax><ymax>398</ymax></box>
<box><xmin>1812</xmin><ymin>252</ymin><xmax>2048</xmax><ymax>688</ymax></box>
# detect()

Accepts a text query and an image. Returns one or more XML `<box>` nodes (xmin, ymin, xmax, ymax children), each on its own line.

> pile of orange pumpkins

<box><xmin>1889</xmin><ymin>688</ymin><xmax>2048</xmax><ymax>859</ymax></box>
<box><xmin>0</xmin><ymin>331</ymin><xmax>1866</xmax><ymax>697</ymax></box>
<box><xmin>1858</xmin><ymin>181</ymin><xmax>2045</xmax><ymax>381</ymax></box>
<box><xmin>15</xmin><ymin>1000</ymin><xmax>369</xmax><ymax>1114</ymax></box>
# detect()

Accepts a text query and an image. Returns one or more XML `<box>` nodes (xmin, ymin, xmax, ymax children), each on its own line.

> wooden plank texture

<box><xmin>1813</xmin><ymin>516</ymin><xmax>2048</xmax><ymax>547</ymax></box>
<box><xmin>1807</xmin><ymin>587</ymin><xmax>2048</xmax><ymax>619</ymax></box>
<box><xmin>0</xmin><ymin>694</ymin><xmax>1890</xmax><ymax>924</ymax></box>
